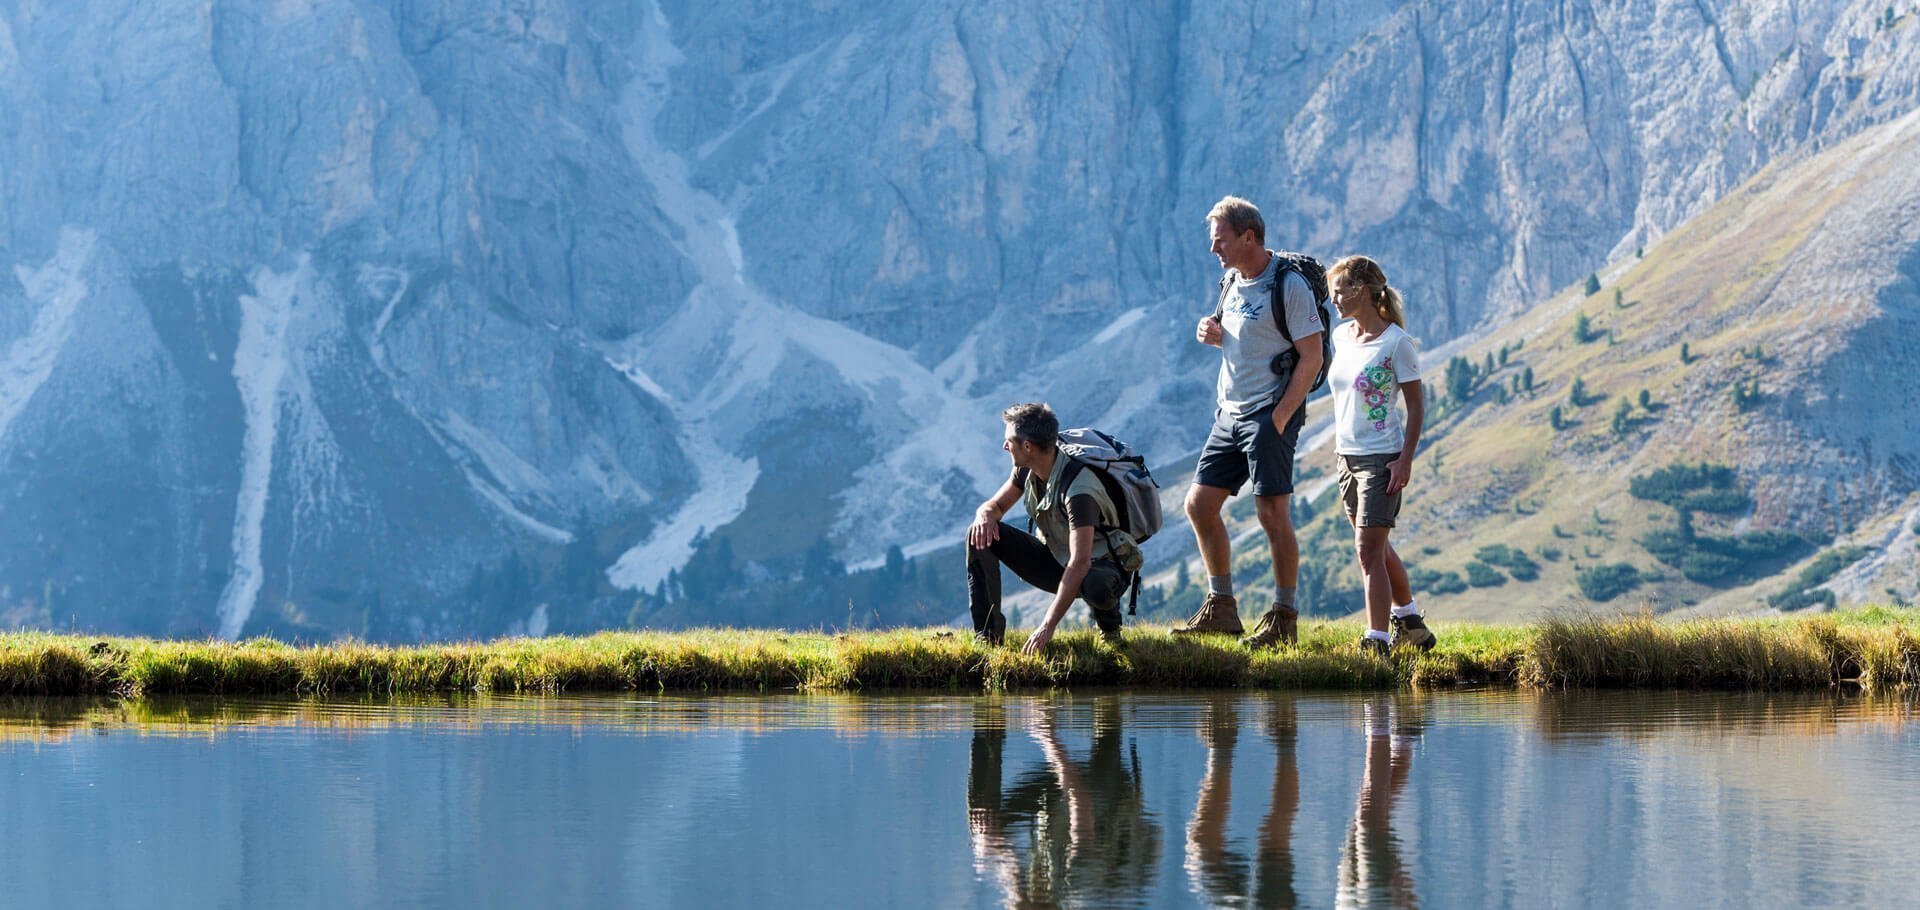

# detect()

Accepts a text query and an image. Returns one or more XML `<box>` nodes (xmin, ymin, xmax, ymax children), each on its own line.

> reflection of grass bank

<box><xmin>2</xmin><ymin>608</ymin><xmax>1916</xmax><ymax>696</ymax></box>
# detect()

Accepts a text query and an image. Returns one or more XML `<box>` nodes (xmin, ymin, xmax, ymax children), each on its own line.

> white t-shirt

<box><xmin>1328</xmin><ymin>321</ymin><xmax>1422</xmax><ymax>455</ymax></box>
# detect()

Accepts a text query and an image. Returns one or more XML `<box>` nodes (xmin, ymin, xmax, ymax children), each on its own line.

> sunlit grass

<box><xmin>1</xmin><ymin>607</ymin><xmax>1915</xmax><ymax>695</ymax></box>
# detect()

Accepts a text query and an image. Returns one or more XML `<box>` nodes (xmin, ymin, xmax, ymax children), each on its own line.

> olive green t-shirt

<box><xmin>1013</xmin><ymin>456</ymin><xmax>1121</xmax><ymax>565</ymax></box>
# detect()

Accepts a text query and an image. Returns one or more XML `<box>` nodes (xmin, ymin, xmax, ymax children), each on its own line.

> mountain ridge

<box><xmin>2</xmin><ymin>1</ymin><xmax>1916</xmax><ymax>637</ymax></box>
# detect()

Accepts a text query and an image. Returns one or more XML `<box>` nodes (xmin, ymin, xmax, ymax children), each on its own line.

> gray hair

<box><xmin>1207</xmin><ymin>195</ymin><xmax>1265</xmax><ymax>245</ymax></box>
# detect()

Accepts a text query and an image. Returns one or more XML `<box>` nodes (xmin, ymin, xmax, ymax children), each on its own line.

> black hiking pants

<box><xmin>966</xmin><ymin>522</ymin><xmax>1126</xmax><ymax>635</ymax></box>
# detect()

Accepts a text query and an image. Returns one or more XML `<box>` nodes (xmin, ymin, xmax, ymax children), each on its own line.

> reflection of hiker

<box><xmin>1183</xmin><ymin>196</ymin><xmax>1328</xmax><ymax>647</ymax></box>
<box><xmin>967</xmin><ymin>403</ymin><xmax>1145</xmax><ymax>652</ymax></box>
<box><xmin>1183</xmin><ymin>695</ymin><xmax>1301</xmax><ymax>908</ymax></box>
<box><xmin>967</xmin><ymin>698</ymin><xmax>1163</xmax><ymax>905</ymax></box>
<box><xmin>1335</xmin><ymin>697</ymin><xmax>1425</xmax><ymax>908</ymax></box>
<box><xmin>1325</xmin><ymin>256</ymin><xmax>1433</xmax><ymax>655</ymax></box>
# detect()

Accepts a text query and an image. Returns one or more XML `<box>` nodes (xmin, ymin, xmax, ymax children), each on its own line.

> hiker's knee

<box><xmin>1354</xmin><ymin>533</ymin><xmax>1388</xmax><ymax>568</ymax></box>
<box><xmin>1082</xmin><ymin>565</ymin><xmax>1126</xmax><ymax>609</ymax></box>
<box><xmin>1255</xmin><ymin>495</ymin><xmax>1292</xmax><ymax>533</ymax></box>
<box><xmin>1186</xmin><ymin>485</ymin><xmax>1227</xmax><ymax>523</ymax></box>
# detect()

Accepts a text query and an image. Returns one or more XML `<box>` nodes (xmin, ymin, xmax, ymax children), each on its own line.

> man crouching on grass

<box><xmin>967</xmin><ymin>403</ymin><xmax>1143</xmax><ymax>654</ymax></box>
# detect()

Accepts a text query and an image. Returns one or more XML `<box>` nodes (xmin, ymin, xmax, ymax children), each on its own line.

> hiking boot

<box><xmin>974</xmin><ymin>610</ymin><xmax>1006</xmax><ymax>647</ymax></box>
<box><xmin>1173</xmin><ymin>593</ymin><xmax>1244</xmax><ymax>636</ymax></box>
<box><xmin>1358</xmin><ymin>635</ymin><xmax>1390</xmax><ymax>658</ymax></box>
<box><xmin>1239</xmin><ymin>603</ymin><xmax>1299</xmax><ymax>649</ymax></box>
<box><xmin>1390</xmin><ymin>613</ymin><xmax>1437</xmax><ymax>652</ymax></box>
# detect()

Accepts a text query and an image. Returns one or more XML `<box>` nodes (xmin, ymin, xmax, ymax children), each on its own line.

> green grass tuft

<box><xmin>1</xmin><ymin>607</ymin><xmax>1916</xmax><ymax>696</ymax></box>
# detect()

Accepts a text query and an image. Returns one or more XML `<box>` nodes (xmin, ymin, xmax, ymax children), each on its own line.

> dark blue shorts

<box><xmin>1193</xmin><ymin>402</ymin><xmax>1305</xmax><ymax>497</ymax></box>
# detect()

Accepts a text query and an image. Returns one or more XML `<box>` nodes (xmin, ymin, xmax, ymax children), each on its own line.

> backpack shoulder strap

<box><xmin>1051</xmin><ymin>456</ymin><xmax>1085</xmax><ymax>513</ymax></box>
<box><xmin>1212</xmin><ymin>272</ymin><xmax>1232</xmax><ymax>321</ymax></box>
<box><xmin>1268</xmin><ymin>252</ymin><xmax>1299</xmax><ymax>344</ymax></box>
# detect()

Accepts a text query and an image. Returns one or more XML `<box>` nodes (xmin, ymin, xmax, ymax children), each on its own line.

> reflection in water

<box><xmin>1336</xmin><ymin>698</ymin><xmax>1424</xmax><ymax>909</ymax></box>
<box><xmin>2</xmin><ymin>691</ymin><xmax>1916</xmax><ymax>908</ymax></box>
<box><xmin>1529</xmin><ymin>690</ymin><xmax>1916</xmax><ymax>740</ymax></box>
<box><xmin>1184</xmin><ymin>695</ymin><xmax>1299</xmax><ymax>908</ymax></box>
<box><xmin>968</xmin><ymin>698</ymin><xmax>1163</xmax><ymax>907</ymax></box>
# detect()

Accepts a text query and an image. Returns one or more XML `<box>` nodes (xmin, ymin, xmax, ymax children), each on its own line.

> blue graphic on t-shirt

<box><xmin>1225</xmin><ymin>293</ymin><xmax>1266</xmax><ymax>320</ymax></box>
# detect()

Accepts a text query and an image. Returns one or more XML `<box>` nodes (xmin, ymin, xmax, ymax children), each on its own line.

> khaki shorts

<box><xmin>1339</xmin><ymin>453</ymin><xmax>1401</xmax><ymax>528</ymax></box>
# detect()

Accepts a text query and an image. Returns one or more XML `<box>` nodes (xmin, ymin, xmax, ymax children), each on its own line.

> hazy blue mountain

<box><xmin>1</xmin><ymin>1</ymin><xmax>1915</xmax><ymax>637</ymax></box>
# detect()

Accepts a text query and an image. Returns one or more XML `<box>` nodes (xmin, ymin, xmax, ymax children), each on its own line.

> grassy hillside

<box><xmin>1141</xmin><ymin>109</ymin><xmax>1920</xmax><ymax>625</ymax></box>
<box><xmin>1380</xmin><ymin>109</ymin><xmax>1920</xmax><ymax>620</ymax></box>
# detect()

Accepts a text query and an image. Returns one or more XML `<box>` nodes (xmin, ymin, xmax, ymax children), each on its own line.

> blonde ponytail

<box><xmin>1378</xmin><ymin>286</ymin><xmax>1405</xmax><ymax>329</ymax></box>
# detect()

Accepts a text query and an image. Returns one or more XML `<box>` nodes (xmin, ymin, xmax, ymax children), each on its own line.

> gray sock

<box><xmin>1208</xmin><ymin>575</ymin><xmax>1233</xmax><ymax>596</ymax></box>
<box><xmin>1275</xmin><ymin>586</ymin><xmax>1297</xmax><ymax>609</ymax></box>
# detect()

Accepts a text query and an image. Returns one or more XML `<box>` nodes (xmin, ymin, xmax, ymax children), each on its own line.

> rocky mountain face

<box><xmin>1</xmin><ymin>1</ymin><xmax>1915</xmax><ymax>637</ymax></box>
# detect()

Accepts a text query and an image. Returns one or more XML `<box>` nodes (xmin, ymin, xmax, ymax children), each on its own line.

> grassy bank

<box><xmin>2</xmin><ymin>608</ymin><xmax>1916</xmax><ymax>697</ymax></box>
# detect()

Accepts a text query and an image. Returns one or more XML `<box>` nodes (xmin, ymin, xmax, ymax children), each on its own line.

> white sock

<box><xmin>1392</xmin><ymin>599</ymin><xmax>1419</xmax><ymax>619</ymax></box>
<box><xmin>1365</xmin><ymin>629</ymin><xmax>1390</xmax><ymax>643</ymax></box>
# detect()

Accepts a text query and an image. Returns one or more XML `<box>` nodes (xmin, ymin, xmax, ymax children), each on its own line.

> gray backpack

<box><xmin>1053</xmin><ymin>428</ymin><xmax>1162</xmax><ymax>613</ymax></box>
<box><xmin>1054</xmin><ymin>427</ymin><xmax>1162</xmax><ymax>545</ymax></box>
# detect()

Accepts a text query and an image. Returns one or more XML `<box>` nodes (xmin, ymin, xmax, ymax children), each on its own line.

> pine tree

<box><xmin>1584</xmin><ymin>273</ymin><xmax>1601</xmax><ymax>296</ymax></box>
<box><xmin>1446</xmin><ymin>356</ymin><xmax>1476</xmax><ymax>404</ymax></box>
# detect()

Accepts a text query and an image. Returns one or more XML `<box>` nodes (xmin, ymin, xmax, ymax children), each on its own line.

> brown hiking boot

<box><xmin>1172</xmin><ymin>592</ymin><xmax>1244</xmax><ymax>636</ymax></box>
<box><xmin>1239</xmin><ymin>603</ymin><xmax>1298</xmax><ymax>649</ymax></box>
<box><xmin>1390</xmin><ymin>613</ymin><xmax>1437</xmax><ymax>652</ymax></box>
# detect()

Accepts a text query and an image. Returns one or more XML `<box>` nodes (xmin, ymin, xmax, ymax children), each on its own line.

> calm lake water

<box><xmin>1</xmin><ymin>690</ymin><xmax>1915</xmax><ymax>909</ymax></box>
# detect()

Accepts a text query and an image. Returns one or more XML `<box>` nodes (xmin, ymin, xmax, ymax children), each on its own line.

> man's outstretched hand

<box><xmin>1022</xmin><ymin>625</ymin><xmax>1055</xmax><ymax>656</ymax></box>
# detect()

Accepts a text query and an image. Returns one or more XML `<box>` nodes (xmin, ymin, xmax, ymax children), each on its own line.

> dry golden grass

<box><xmin>1</xmin><ymin>607</ymin><xmax>1913</xmax><ymax>696</ymax></box>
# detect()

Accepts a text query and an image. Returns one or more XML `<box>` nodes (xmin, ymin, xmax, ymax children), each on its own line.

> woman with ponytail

<box><xmin>1324</xmin><ymin>256</ymin><xmax>1434</xmax><ymax>655</ymax></box>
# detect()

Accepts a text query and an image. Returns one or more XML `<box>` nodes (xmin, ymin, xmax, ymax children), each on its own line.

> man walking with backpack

<box><xmin>1177</xmin><ymin>196</ymin><xmax>1328</xmax><ymax>648</ymax></box>
<box><xmin>967</xmin><ymin>403</ymin><xmax>1146</xmax><ymax>654</ymax></box>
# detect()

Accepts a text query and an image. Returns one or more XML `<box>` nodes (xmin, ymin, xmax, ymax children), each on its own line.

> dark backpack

<box><xmin>1214</xmin><ymin>250</ymin><xmax>1334</xmax><ymax>394</ymax></box>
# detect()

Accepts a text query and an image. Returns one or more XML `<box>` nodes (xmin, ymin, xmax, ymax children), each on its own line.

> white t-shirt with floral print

<box><xmin>1328</xmin><ymin>322</ymin><xmax>1422</xmax><ymax>455</ymax></box>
